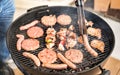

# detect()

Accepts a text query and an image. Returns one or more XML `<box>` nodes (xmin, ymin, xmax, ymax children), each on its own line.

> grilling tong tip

<box><xmin>75</xmin><ymin>0</ymin><xmax>87</xmax><ymax>35</ymax></box>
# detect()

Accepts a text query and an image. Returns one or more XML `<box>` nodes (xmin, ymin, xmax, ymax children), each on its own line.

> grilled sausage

<box><xmin>83</xmin><ymin>34</ymin><xmax>98</xmax><ymax>57</ymax></box>
<box><xmin>41</xmin><ymin>15</ymin><xmax>56</xmax><ymax>26</ymax></box>
<box><xmin>23</xmin><ymin>52</ymin><xmax>40</xmax><ymax>66</ymax></box>
<box><xmin>65</xmin><ymin>49</ymin><xmax>83</xmax><ymax>63</ymax></box>
<box><xmin>27</xmin><ymin>26</ymin><xmax>44</xmax><ymax>38</ymax></box>
<box><xmin>42</xmin><ymin>63</ymin><xmax>67</xmax><ymax>70</ymax></box>
<box><xmin>57</xmin><ymin>53</ymin><xmax>77</xmax><ymax>69</ymax></box>
<box><xmin>57</xmin><ymin>14</ymin><xmax>72</xmax><ymax>25</ymax></box>
<box><xmin>21</xmin><ymin>39</ymin><xmax>40</xmax><ymax>51</ymax></box>
<box><xmin>19</xmin><ymin>20</ymin><xmax>39</xmax><ymax>30</ymax></box>
<box><xmin>16</xmin><ymin>34</ymin><xmax>24</xmax><ymax>51</ymax></box>
<box><xmin>90</xmin><ymin>39</ymin><xmax>105</xmax><ymax>52</ymax></box>
<box><xmin>38</xmin><ymin>48</ymin><xmax>57</xmax><ymax>64</ymax></box>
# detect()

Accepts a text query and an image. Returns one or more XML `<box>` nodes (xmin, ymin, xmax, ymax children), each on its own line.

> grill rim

<box><xmin>6</xmin><ymin>6</ymin><xmax>115</xmax><ymax>75</ymax></box>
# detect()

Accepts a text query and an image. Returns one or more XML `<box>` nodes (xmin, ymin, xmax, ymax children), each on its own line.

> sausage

<box><xmin>65</xmin><ymin>49</ymin><xmax>83</xmax><ymax>63</ymax></box>
<box><xmin>22</xmin><ymin>52</ymin><xmax>40</xmax><ymax>66</ymax></box>
<box><xmin>19</xmin><ymin>20</ymin><xmax>39</xmax><ymax>30</ymax></box>
<box><xmin>21</xmin><ymin>39</ymin><xmax>40</xmax><ymax>51</ymax></box>
<box><xmin>42</xmin><ymin>63</ymin><xmax>67</xmax><ymax>70</ymax></box>
<box><xmin>83</xmin><ymin>34</ymin><xmax>98</xmax><ymax>57</ymax></box>
<box><xmin>41</xmin><ymin>15</ymin><xmax>56</xmax><ymax>26</ymax></box>
<box><xmin>57</xmin><ymin>14</ymin><xmax>72</xmax><ymax>25</ymax></box>
<box><xmin>16</xmin><ymin>34</ymin><xmax>24</xmax><ymax>51</ymax></box>
<box><xmin>38</xmin><ymin>48</ymin><xmax>57</xmax><ymax>64</ymax></box>
<box><xmin>57</xmin><ymin>53</ymin><xmax>77</xmax><ymax>69</ymax></box>
<box><xmin>27</xmin><ymin>26</ymin><xmax>44</xmax><ymax>38</ymax></box>
<box><xmin>90</xmin><ymin>39</ymin><xmax>105</xmax><ymax>52</ymax></box>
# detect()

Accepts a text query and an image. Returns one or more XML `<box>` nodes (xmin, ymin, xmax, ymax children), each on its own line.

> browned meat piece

<box><xmin>87</xmin><ymin>21</ymin><xmax>94</xmax><ymax>26</ymax></box>
<box><xmin>23</xmin><ymin>52</ymin><xmax>40</xmax><ymax>66</ymax></box>
<box><xmin>21</xmin><ymin>39</ymin><xmax>40</xmax><ymax>51</ymax></box>
<box><xmin>38</xmin><ymin>48</ymin><xmax>57</xmax><ymax>64</ymax></box>
<box><xmin>86</xmin><ymin>21</ymin><xmax>94</xmax><ymax>27</ymax></box>
<box><xmin>19</xmin><ymin>20</ymin><xmax>39</xmax><ymax>30</ymax></box>
<box><xmin>57</xmin><ymin>28</ymin><xmax>67</xmax><ymax>40</ymax></box>
<box><xmin>66</xmin><ymin>32</ymin><xmax>77</xmax><ymax>48</ymax></box>
<box><xmin>65</xmin><ymin>49</ymin><xmax>83</xmax><ymax>63</ymax></box>
<box><xmin>87</xmin><ymin>27</ymin><xmax>101</xmax><ymax>39</ymax></box>
<box><xmin>42</xmin><ymin>63</ymin><xmax>67</xmax><ymax>70</ymax></box>
<box><xmin>90</xmin><ymin>40</ymin><xmax>105</xmax><ymax>52</ymax></box>
<box><xmin>41</xmin><ymin>15</ymin><xmax>56</xmax><ymax>26</ymax></box>
<box><xmin>57</xmin><ymin>53</ymin><xmax>77</xmax><ymax>69</ymax></box>
<box><xmin>83</xmin><ymin>35</ymin><xmax>98</xmax><ymax>57</ymax></box>
<box><xmin>77</xmin><ymin>36</ymin><xmax>84</xmax><ymax>44</ymax></box>
<box><xmin>16</xmin><ymin>34</ymin><xmax>24</xmax><ymax>51</ymax></box>
<box><xmin>27</xmin><ymin>26</ymin><xmax>44</xmax><ymax>38</ymax></box>
<box><xmin>57</xmin><ymin>14</ymin><xmax>72</xmax><ymax>25</ymax></box>
<box><xmin>78</xmin><ymin>19</ymin><xmax>93</xmax><ymax>27</ymax></box>
<box><xmin>68</xmin><ymin>25</ymin><xmax>75</xmax><ymax>31</ymax></box>
<box><xmin>46</xmin><ymin>28</ymin><xmax>56</xmax><ymax>35</ymax></box>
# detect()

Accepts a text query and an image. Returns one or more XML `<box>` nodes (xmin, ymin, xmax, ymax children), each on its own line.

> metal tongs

<box><xmin>75</xmin><ymin>0</ymin><xmax>87</xmax><ymax>35</ymax></box>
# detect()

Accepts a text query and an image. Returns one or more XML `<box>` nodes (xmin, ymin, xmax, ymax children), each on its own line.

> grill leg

<box><xmin>99</xmin><ymin>66</ymin><xmax>110</xmax><ymax>75</ymax></box>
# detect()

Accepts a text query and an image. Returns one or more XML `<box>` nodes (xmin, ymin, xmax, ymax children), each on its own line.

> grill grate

<box><xmin>7</xmin><ymin>6</ymin><xmax>114</xmax><ymax>75</ymax></box>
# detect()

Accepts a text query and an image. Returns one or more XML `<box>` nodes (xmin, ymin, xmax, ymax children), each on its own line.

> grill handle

<box><xmin>27</xmin><ymin>5</ymin><xmax>48</xmax><ymax>12</ymax></box>
<box><xmin>99</xmin><ymin>66</ymin><xmax>110</xmax><ymax>75</ymax></box>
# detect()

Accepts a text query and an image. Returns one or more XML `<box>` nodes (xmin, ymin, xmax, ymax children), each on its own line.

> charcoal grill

<box><xmin>6</xmin><ymin>6</ymin><xmax>115</xmax><ymax>75</ymax></box>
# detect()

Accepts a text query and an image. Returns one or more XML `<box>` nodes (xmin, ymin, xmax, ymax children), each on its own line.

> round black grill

<box><xmin>6</xmin><ymin>6</ymin><xmax>114</xmax><ymax>75</ymax></box>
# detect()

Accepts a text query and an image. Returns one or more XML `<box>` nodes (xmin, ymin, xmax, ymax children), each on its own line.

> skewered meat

<box><xmin>41</xmin><ymin>15</ymin><xmax>56</xmax><ymax>26</ymax></box>
<box><xmin>27</xmin><ymin>26</ymin><xmax>44</xmax><ymax>38</ymax></box>
<box><xmin>57</xmin><ymin>53</ymin><xmax>77</xmax><ymax>69</ymax></box>
<box><xmin>90</xmin><ymin>40</ymin><xmax>105</xmax><ymax>52</ymax></box>
<box><xmin>42</xmin><ymin>63</ymin><xmax>67</xmax><ymax>70</ymax></box>
<box><xmin>45</xmin><ymin>28</ymin><xmax>56</xmax><ymax>49</ymax></box>
<box><xmin>65</xmin><ymin>49</ymin><xmax>83</xmax><ymax>63</ymax></box>
<box><xmin>83</xmin><ymin>35</ymin><xmax>98</xmax><ymax>57</ymax></box>
<box><xmin>46</xmin><ymin>28</ymin><xmax>56</xmax><ymax>35</ymax></box>
<box><xmin>57</xmin><ymin>28</ymin><xmax>67</xmax><ymax>40</ymax></box>
<box><xmin>38</xmin><ymin>48</ymin><xmax>57</xmax><ymax>64</ymax></box>
<box><xmin>23</xmin><ymin>52</ymin><xmax>40</xmax><ymax>66</ymax></box>
<box><xmin>19</xmin><ymin>20</ymin><xmax>39</xmax><ymax>30</ymax></box>
<box><xmin>45</xmin><ymin>34</ymin><xmax>56</xmax><ymax>43</ymax></box>
<box><xmin>57</xmin><ymin>28</ymin><xmax>67</xmax><ymax>51</ymax></box>
<box><xmin>57</xmin><ymin>14</ymin><xmax>72</xmax><ymax>25</ymax></box>
<box><xmin>87</xmin><ymin>27</ymin><xmax>101</xmax><ymax>39</ymax></box>
<box><xmin>21</xmin><ymin>39</ymin><xmax>40</xmax><ymax>51</ymax></box>
<box><xmin>16</xmin><ymin>34</ymin><xmax>25</xmax><ymax>51</ymax></box>
<box><xmin>68</xmin><ymin>25</ymin><xmax>75</xmax><ymax>31</ymax></box>
<box><xmin>46</xmin><ymin>43</ymin><xmax>55</xmax><ymax>49</ymax></box>
<box><xmin>58</xmin><ymin>40</ymin><xmax>66</xmax><ymax>51</ymax></box>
